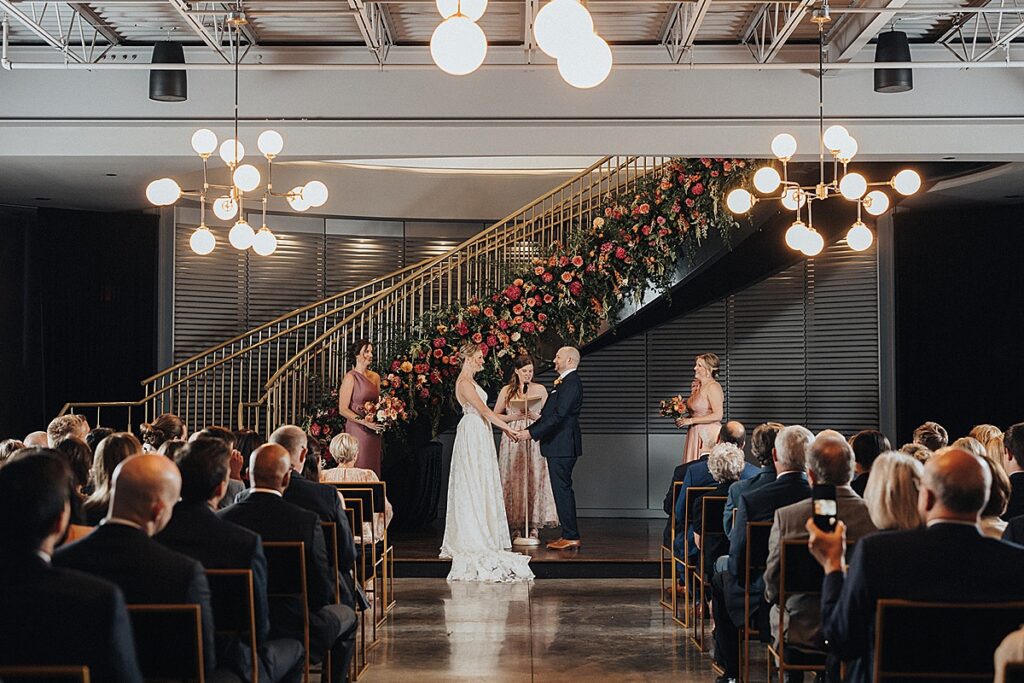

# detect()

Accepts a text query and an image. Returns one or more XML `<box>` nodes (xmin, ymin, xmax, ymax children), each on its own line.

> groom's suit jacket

<box><xmin>528</xmin><ymin>370</ymin><xmax>583</xmax><ymax>459</ymax></box>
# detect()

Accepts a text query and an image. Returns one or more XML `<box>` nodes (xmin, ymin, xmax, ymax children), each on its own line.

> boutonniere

<box><xmin>554</xmin><ymin>378</ymin><xmax>563</xmax><ymax>387</ymax></box>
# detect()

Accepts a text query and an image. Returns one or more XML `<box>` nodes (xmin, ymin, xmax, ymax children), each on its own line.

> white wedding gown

<box><xmin>440</xmin><ymin>383</ymin><xmax>534</xmax><ymax>582</ymax></box>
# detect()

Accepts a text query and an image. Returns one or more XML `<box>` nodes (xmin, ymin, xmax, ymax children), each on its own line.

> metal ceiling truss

<box><xmin>661</xmin><ymin>0</ymin><xmax>713</xmax><ymax>63</ymax></box>
<box><xmin>166</xmin><ymin>0</ymin><xmax>231</xmax><ymax>61</ymax></box>
<box><xmin>742</xmin><ymin>0</ymin><xmax>815</xmax><ymax>63</ymax></box>
<box><xmin>826</xmin><ymin>0</ymin><xmax>910</xmax><ymax>62</ymax></box>
<box><xmin>348</xmin><ymin>0</ymin><xmax>393</xmax><ymax>64</ymax></box>
<box><xmin>939</xmin><ymin>0</ymin><xmax>1024</xmax><ymax>62</ymax></box>
<box><xmin>0</xmin><ymin>0</ymin><xmax>117</xmax><ymax>62</ymax></box>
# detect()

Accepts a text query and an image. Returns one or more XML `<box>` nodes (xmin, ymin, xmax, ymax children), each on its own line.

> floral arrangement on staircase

<box><xmin>303</xmin><ymin>157</ymin><xmax>753</xmax><ymax>444</ymax></box>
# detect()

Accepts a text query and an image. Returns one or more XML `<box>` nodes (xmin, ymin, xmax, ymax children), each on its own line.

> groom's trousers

<box><xmin>547</xmin><ymin>457</ymin><xmax>580</xmax><ymax>540</ymax></box>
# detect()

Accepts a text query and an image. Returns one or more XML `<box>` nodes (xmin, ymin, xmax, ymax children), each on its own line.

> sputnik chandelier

<box><xmin>144</xmin><ymin>13</ymin><xmax>328</xmax><ymax>256</ymax></box>
<box><xmin>725</xmin><ymin>10</ymin><xmax>921</xmax><ymax>257</ymax></box>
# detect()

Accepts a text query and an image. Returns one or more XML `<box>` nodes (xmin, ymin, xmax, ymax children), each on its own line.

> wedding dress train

<box><xmin>440</xmin><ymin>383</ymin><xmax>534</xmax><ymax>582</ymax></box>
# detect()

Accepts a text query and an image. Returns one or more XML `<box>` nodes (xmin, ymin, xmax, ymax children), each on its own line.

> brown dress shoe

<box><xmin>546</xmin><ymin>538</ymin><xmax>582</xmax><ymax>550</ymax></box>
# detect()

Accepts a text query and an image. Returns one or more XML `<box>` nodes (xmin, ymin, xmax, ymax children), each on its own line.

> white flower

<box><xmin>511</xmin><ymin>332</ymin><xmax>521</xmax><ymax>342</ymax></box>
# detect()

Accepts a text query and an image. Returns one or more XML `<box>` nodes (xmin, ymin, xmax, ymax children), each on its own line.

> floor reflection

<box><xmin>443</xmin><ymin>581</ymin><xmax>531</xmax><ymax>678</ymax></box>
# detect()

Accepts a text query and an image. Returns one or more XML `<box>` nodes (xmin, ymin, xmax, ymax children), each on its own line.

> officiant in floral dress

<box><xmin>494</xmin><ymin>354</ymin><xmax>559</xmax><ymax>540</ymax></box>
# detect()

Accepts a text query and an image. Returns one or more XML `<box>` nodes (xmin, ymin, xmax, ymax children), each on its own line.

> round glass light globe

<box><xmin>892</xmin><ymin>169</ymin><xmax>922</xmax><ymax>195</ymax></box>
<box><xmin>837</xmin><ymin>136</ymin><xmax>859</xmax><ymax>162</ymax></box>
<box><xmin>252</xmin><ymin>226</ymin><xmax>278</xmax><ymax>256</ymax></box>
<box><xmin>557</xmin><ymin>34</ymin><xmax>612</xmax><ymax>89</ymax></box>
<box><xmin>534</xmin><ymin>0</ymin><xmax>594</xmax><ymax>59</ymax></box>
<box><xmin>430</xmin><ymin>15</ymin><xmax>488</xmax><ymax>76</ymax></box>
<box><xmin>823</xmin><ymin>125</ymin><xmax>850</xmax><ymax>152</ymax></box>
<box><xmin>726</xmin><ymin>188</ymin><xmax>754</xmax><ymax>214</ymax></box>
<box><xmin>839</xmin><ymin>172</ymin><xmax>868</xmax><ymax>200</ymax></box>
<box><xmin>287</xmin><ymin>187</ymin><xmax>311</xmax><ymax>212</ymax></box>
<box><xmin>228</xmin><ymin>219</ymin><xmax>255</xmax><ymax>250</ymax></box>
<box><xmin>190</xmin><ymin>129</ymin><xmax>218</xmax><ymax>156</ymax></box>
<box><xmin>436</xmin><ymin>0</ymin><xmax>488</xmax><ymax>21</ymax></box>
<box><xmin>785</xmin><ymin>220</ymin><xmax>809</xmax><ymax>250</ymax></box>
<box><xmin>864</xmin><ymin>190</ymin><xmax>890</xmax><ymax>216</ymax></box>
<box><xmin>781</xmin><ymin>187</ymin><xmax>807</xmax><ymax>211</ymax></box>
<box><xmin>846</xmin><ymin>221</ymin><xmax>873</xmax><ymax>251</ymax></box>
<box><xmin>212</xmin><ymin>196</ymin><xmax>238</xmax><ymax>221</ymax></box>
<box><xmin>753</xmin><ymin>166</ymin><xmax>782</xmax><ymax>194</ymax></box>
<box><xmin>189</xmin><ymin>225</ymin><xmax>216</xmax><ymax>255</ymax></box>
<box><xmin>801</xmin><ymin>229</ymin><xmax>825</xmax><ymax>257</ymax></box>
<box><xmin>219</xmin><ymin>139</ymin><xmax>245</xmax><ymax>166</ymax></box>
<box><xmin>257</xmin><ymin>130</ymin><xmax>284</xmax><ymax>157</ymax></box>
<box><xmin>145</xmin><ymin>178</ymin><xmax>181</xmax><ymax>206</ymax></box>
<box><xmin>771</xmin><ymin>133</ymin><xmax>798</xmax><ymax>160</ymax></box>
<box><xmin>303</xmin><ymin>180</ymin><xmax>329</xmax><ymax>208</ymax></box>
<box><xmin>232</xmin><ymin>164</ymin><xmax>262</xmax><ymax>193</ymax></box>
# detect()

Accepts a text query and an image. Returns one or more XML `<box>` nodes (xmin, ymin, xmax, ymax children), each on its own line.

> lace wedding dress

<box><xmin>440</xmin><ymin>383</ymin><xmax>534</xmax><ymax>582</ymax></box>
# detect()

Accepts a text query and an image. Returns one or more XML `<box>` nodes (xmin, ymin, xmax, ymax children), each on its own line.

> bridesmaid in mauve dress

<box><xmin>678</xmin><ymin>352</ymin><xmax>724</xmax><ymax>464</ymax></box>
<box><xmin>338</xmin><ymin>338</ymin><xmax>384</xmax><ymax>476</ymax></box>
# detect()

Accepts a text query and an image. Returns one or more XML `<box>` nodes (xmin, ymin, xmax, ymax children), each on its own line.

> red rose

<box><xmin>659</xmin><ymin>228</ymin><xmax>670</xmax><ymax>237</ymax></box>
<box><xmin>537</xmin><ymin>312</ymin><xmax>548</xmax><ymax>322</ymax></box>
<box><xmin>479</xmin><ymin>343</ymin><xmax>489</xmax><ymax>356</ymax></box>
<box><xmin>543</xmin><ymin>294</ymin><xmax>554</xmax><ymax>304</ymax></box>
<box><xmin>604</xmin><ymin>207</ymin><xmax>613</xmax><ymax>216</ymax></box>
<box><xmin>472</xmin><ymin>332</ymin><xmax>483</xmax><ymax>343</ymax></box>
<box><xmin>492</xmin><ymin>294</ymin><xmax>501</xmax><ymax>303</ymax></box>
<box><xmin>600</xmin><ymin>242</ymin><xmax>613</xmax><ymax>254</ymax></box>
<box><xmin>504</xmin><ymin>285</ymin><xmax>522</xmax><ymax>301</ymax></box>
<box><xmin>685</xmin><ymin>198</ymin><xmax>695</xmax><ymax>208</ymax></box>
<box><xmin>322</xmin><ymin>425</ymin><xmax>331</xmax><ymax>435</ymax></box>
<box><xmin>569</xmin><ymin>281</ymin><xmax>583</xmax><ymax>296</ymax></box>
<box><xmin>521</xmin><ymin>321</ymin><xmax>536</xmax><ymax>334</ymax></box>
<box><xmin>455</xmin><ymin>321</ymin><xmax>469</xmax><ymax>336</ymax></box>
<box><xmin>420</xmin><ymin>389</ymin><xmax>430</xmax><ymax>399</ymax></box>
<box><xmin>498</xmin><ymin>319</ymin><xmax>509</xmax><ymax>330</ymax></box>
<box><xmin>433</xmin><ymin>337</ymin><xmax>446</xmax><ymax>348</ymax></box>
<box><xmin>486</xmin><ymin>334</ymin><xmax>498</xmax><ymax>347</ymax></box>
<box><xmin>483</xmin><ymin>307</ymin><xmax>494</xmax><ymax>317</ymax></box>
<box><xmin>559</xmin><ymin>256</ymin><xmax>570</xmax><ymax>267</ymax></box>
<box><xmin>641</xmin><ymin>225</ymin><xmax>652</xmax><ymax>236</ymax></box>
<box><xmin>433</xmin><ymin>348</ymin><xmax>444</xmax><ymax>358</ymax></box>
<box><xmin>615</xmin><ymin>247</ymin><xmax>627</xmax><ymax>259</ymax></box>
<box><xmin>513</xmin><ymin>304</ymin><xmax>524</xmax><ymax>315</ymax></box>
<box><xmin>691</xmin><ymin>183</ymin><xmax>704</xmax><ymax>195</ymax></box>
<box><xmin>542</xmin><ymin>272</ymin><xmax>554</xmax><ymax>283</ymax></box>
<box><xmin>571</xmin><ymin>255</ymin><xmax>584</xmax><ymax>267</ymax></box>
<box><xmin>310</xmin><ymin>423</ymin><xmax>321</xmax><ymax>436</ymax></box>
<box><xmin>391</xmin><ymin>360</ymin><xmax>401</xmax><ymax>371</ymax></box>
<box><xmin>657</xmin><ymin>216</ymin><xmax>666</xmax><ymax>225</ymax></box>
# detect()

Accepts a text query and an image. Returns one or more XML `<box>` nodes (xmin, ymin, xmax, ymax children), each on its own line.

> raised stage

<box><xmin>391</xmin><ymin>518</ymin><xmax>664</xmax><ymax>579</ymax></box>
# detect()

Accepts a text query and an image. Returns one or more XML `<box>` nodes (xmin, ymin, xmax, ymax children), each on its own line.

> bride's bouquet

<box><xmin>363</xmin><ymin>395</ymin><xmax>410</xmax><ymax>431</ymax></box>
<box><xmin>659</xmin><ymin>395</ymin><xmax>688</xmax><ymax>419</ymax></box>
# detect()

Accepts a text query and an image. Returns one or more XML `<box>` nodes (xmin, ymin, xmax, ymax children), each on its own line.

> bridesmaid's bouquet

<box><xmin>659</xmin><ymin>395</ymin><xmax>688</xmax><ymax>419</ymax></box>
<box><xmin>363</xmin><ymin>395</ymin><xmax>410</xmax><ymax>431</ymax></box>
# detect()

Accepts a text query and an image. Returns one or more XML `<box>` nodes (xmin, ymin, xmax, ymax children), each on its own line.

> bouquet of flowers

<box><xmin>363</xmin><ymin>395</ymin><xmax>410</xmax><ymax>431</ymax></box>
<box><xmin>659</xmin><ymin>395</ymin><xmax>688</xmax><ymax>419</ymax></box>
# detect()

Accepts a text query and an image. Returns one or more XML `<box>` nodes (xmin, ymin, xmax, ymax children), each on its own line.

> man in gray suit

<box><xmin>764</xmin><ymin>431</ymin><xmax>877</xmax><ymax>681</ymax></box>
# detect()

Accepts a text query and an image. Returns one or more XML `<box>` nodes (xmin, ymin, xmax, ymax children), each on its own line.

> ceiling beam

<box><xmin>165</xmin><ymin>0</ymin><xmax>230</xmax><ymax>62</ymax></box>
<box><xmin>67</xmin><ymin>3</ymin><xmax>123</xmax><ymax>45</ymax></box>
<box><xmin>759</xmin><ymin>0</ymin><xmax>814</xmax><ymax>63</ymax></box>
<box><xmin>678</xmin><ymin>0</ymin><xmax>713</xmax><ymax>54</ymax></box>
<box><xmin>0</xmin><ymin>0</ymin><xmax>85</xmax><ymax>61</ymax></box>
<box><xmin>973</xmin><ymin>16</ymin><xmax>1024</xmax><ymax>61</ymax></box>
<box><xmin>827</xmin><ymin>0</ymin><xmax>911</xmax><ymax>62</ymax></box>
<box><xmin>348</xmin><ymin>0</ymin><xmax>393</xmax><ymax>64</ymax></box>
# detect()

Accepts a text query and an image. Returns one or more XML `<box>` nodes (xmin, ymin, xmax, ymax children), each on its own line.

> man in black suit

<box><xmin>809</xmin><ymin>447</ymin><xmax>1024</xmax><ymax>683</ymax></box>
<box><xmin>267</xmin><ymin>424</ymin><xmax>358</xmax><ymax>608</ymax></box>
<box><xmin>849</xmin><ymin>430</ymin><xmax>891</xmax><ymax>497</ymax></box>
<box><xmin>0</xmin><ymin>452</ymin><xmax>142</xmax><ymax>682</ymax></box>
<box><xmin>710</xmin><ymin>425</ymin><xmax>814</xmax><ymax>683</ymax></box>
<box><xmin>191</xmin><ymin>426</ymin><xmax>246</xmax><ymax>509</ymax></box>
<box><xmin>520</xmin><ymin>346</ymin><xmax>584</xmax><ymax>550</ymax></box>
<box><xmin>724</xmin><ymin>422</ymin><xmax>785</xmax><ymax>535</ymax></box>
<box><xmin>1001</xmin><ymin>423</ymin><xmax>1024</xmax><ymax>521</ymax></box>
<box><xmin>221</xmin><ymin>444</ymin><xmax>357</xmax><ymax>683</ymax></box>
<box><xmin>54</xmin><ymin>453</ymin><xmax>219</xmax><ymax>676</ymax></box>
<box><xmin>156</xmin><ymin>437</ymin><xmax>304</xmax><ymax>683</ymax></box>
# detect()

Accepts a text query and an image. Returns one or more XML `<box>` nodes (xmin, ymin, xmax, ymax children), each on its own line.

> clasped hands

<box><xmin>505</xmin><ymin>428</ymin><xmax>533</xmax><ymax>443</ymax></box>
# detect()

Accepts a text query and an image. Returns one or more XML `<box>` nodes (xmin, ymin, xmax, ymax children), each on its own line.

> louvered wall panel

<box><xmin>575</xmin><ymin>332</ymin><xmax>648</xmax><ymax>433</ymax></box>
<box><xmin>324</xmin><ymin>235</ymin><xmax>405</xmax><ymax>295</ymax></box>
<box><xmin>248</xmin><ymin>231</ymin><xmax>325</xmax><ymax>327</ymax></box>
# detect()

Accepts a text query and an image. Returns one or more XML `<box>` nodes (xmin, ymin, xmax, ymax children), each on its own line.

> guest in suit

<box><xmin>1000</xmin><ymin>423</ymin><xmax>1024</xmax><ymax>520</ymax></box>
<box><xmin>764</xmin><ymin>432</ymin><xmax>877</xmax><ymax>681</ymax></box>
<box><xmin>913</xmin><ymin>420</ymin><xmax>949</xmax><ymax>451</ymax></box>
<box><xmin>55</xmin><ymin>454</ymin><xmax>219</xmax><ymax>676</ymax></box>
<box><xmin>192</xmin><ymin>426</ymin><xmax>245</xmax><ymax>508</ymax></box>
<box><xmin>221</xmin><ymin>444</ymin><xmax>357</xmax><ymax>683</ymax></box>
<box><xmin>0</xmin><ymin>452</ymin><xmax>142</xmax><ymax>682</ymax></box>
<box><xmin>808</xmin><ymin>447</ymin><xmax>1024</xmax><ymax>683</ymax></box>
<box><xmin>522</xmin><ymin>346</ymin><xmax>584</xmax><ymax>550</ymax></box>
<box><xmin>710</xmin><ymin>425</ymin><xmax>813</xmax><ymax>683</ymax></box>
<box><xmin>156</xmin><ymin>437</ymin><xmax>304</xmax><ymax>683</ymax></box>
<box><xmin>863</xmin><ymin>451</ymin><xmax>923</xmax><ymax>530</ymax></box>
<box><xmin>849</xmin><ymin>429</ymin><xmax>891</xmax><ymax>497</ymax></box>
<box><xmin>692</xmin><ymin>443</ymin><xmax>747</xmax><ymax>582</ymax></box>
<box><xmin>82</xmin><ymin>432</ymin><xmax>143</xmax><ymax>525</ymax></box>
<box><xmin>725</xmin><ymin>422</ymin><xmax>785</xmax><ymax>535</ymax></box>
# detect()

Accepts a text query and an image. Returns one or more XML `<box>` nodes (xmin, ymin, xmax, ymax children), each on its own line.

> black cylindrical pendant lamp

<box><xmin>874</xmin><ymin>30</ymin><xmax>913</xmax><ymax>93</ymax></box>
<box><xmin>149</xmin><ymin>41</ymin><xmax>187</xmax><ymax>102</ymax></box>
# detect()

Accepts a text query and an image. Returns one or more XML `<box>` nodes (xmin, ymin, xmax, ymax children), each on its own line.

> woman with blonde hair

<box><xmin>676</xmin><ymin>352</ymin><xmax>724</xmax><ymax>463</ymax></box>
<box><xmin>323</xmin><ymin>433</ymin><xmax>393</xmax><ymax>540</ymax></box>
<box><xmin>82</xmin><ymin>432</ymin><xmax>143</xmax><ymax>525</ymax></box>
<box><xmin>970</xmin><ymin>424</ymin><xmax>1002</xmax><ymax>445</ymax></box>
<box><xmin>951</xmin><ymin>436</ymin><xmax>987</xmax><ymax>460</ymax></box>
<box><xmin>978</xmin><ymin>449</ymin><xmax>1011</xmax><ymax>539</ymax></box>
<box><xmin>863</xmin><ymin>452</ymin><xmax>924</xmax><ymax>530</ymax></box>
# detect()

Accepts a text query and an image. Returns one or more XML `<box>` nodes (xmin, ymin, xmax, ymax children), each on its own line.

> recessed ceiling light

<box><xmin>34</xmin><ymin>197</ymin><xmax>51</xmax><ymax>201</ymax></box>
<box><xmin>942</xmin><ymin>156</ymin><xmax>956</xmax><ymax>160</ymax></box>
<box><xmin>106</xmin><ymin>173</ymin><xmax>118</xmax><ymax>177</ymax></box>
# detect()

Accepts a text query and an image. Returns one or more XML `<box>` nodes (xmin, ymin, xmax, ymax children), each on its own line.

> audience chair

<box><xmin>764</xmin><ymin>540</ymin><xmax>826</xmax><ymax>683</ymax></box>
<box><xmin>874</xmin><ymin>599</ymin><xmax>1024</xmax><ymax>681</ymax></box>
<box><xmin>127</xmin><ymin>604</ymin><xmax>205</xmax><ymax>682</ymax></box>
<box><xmin>263</xmin><ymin>541</ymin><xmax>310</xmax><ymax>683</ymax></box>
<box><xmin>342</xmin><ymin>495</ymin><xmax>379</xmax><ymax>644</ymax></box>
<box><xmin>343</xmin><ymin>505</ymin><xmax>370</xmax><ymax>677</ymax></box>
<box><xmin>691</xmin><ymin>495</ymin><xmax>727</xmax><ymax>652</ymax></box>
<box><xmin>1005</xmin><ymin>662</ymin><xmax>1024</xmax><ymax>683</ymax></box>
<box><xmin>740</xmin><ymin>520</ymin><xmax>773</xmax><ymax>683</ymax></box>
<box><xmin>0</xmin><ymin>666</ymin><xmax>90</xmax><ymax>682</ymax></box>
<box><xmin>334</xmin><ymin>486</ymin><xmax>386</xmax><ymax>632</ymax></box>
<box><xmin>678</xmin><ymin>486</ymin><xmax>715</xmax><ymax>628</ymax></box>
<box><xmin>328</xmin><ymin>481</ymin><xmax>394</xmax><ymax>615</ymax></box>
<box><xmin>206</xmin><ymin>569</ymin><xmax>259</xmax><ymax>683</ymax></box>
<box><xmin>660</xmin><ymin>481</ymin><xmax>684</xmax><ymax>613</ymax></box>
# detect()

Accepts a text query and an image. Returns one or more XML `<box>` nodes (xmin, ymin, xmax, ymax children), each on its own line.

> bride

<box><xmin>440</xmin><ymin>342</ymin><xmax>534</xmax><ymax>582</ymax></box>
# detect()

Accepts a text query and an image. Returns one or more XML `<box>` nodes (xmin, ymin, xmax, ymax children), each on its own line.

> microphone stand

<box><xmin>512</xmin><ymin>384</ymin><xmax>540</xmax><ymax>547</ymax></box>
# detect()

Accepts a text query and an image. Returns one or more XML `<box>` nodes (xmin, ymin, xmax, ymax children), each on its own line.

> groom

<box><xmin>517</xmin><ymin>346</ymin><xmax>584</xmax><ymax>550</ymax></box>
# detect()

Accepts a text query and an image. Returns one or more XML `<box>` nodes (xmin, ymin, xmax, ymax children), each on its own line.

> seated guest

<box><xmin>0</xmin><ymin>452</ymin><xmax>142</xmax><ymax>682</ymax></box>
<box><xmin>54</xmin><ymin>436</ymin><xmax>93</xmax><ymax>497</ymax></box>
<box><xmin>808</xmin><ymin>447</ymin><xmax>1024</xmax><ymax>683</ymax></box>
<box><xmin>764</xmin><ymin>432</ymin><xmax>876</xmax><ymax>680</ymax></box>
<box><xmin>82</xmin><ymin>432</ymin><xmax>143</xmax><ymax>526</ymax></box>
<box><xmin>140</xmin><ymin>412</ymin><xmax>187</xmax><ymax>452</ymax></box>
<box><xmin>692</xmin><ymin>442</ymin><xmax>746</xmax><ymax>582</ymax></box>
<box><xmin>86</xmin><ymin>426</ymin><xmax>114</xmax><ymax>455</ymax></box>
<box><xmin>234</xmin><ymin>429</ymin><xmax>266</xmax><ymax>483</ymax></box>
<box><xmin>970</xmin><ymin>423</ymin><xmax>1002</xmax><ymax>445</ymax></box>
<box><xmin>193</xmin><ymin>426</ymin><xmax>245</xmax><ymax>508</ymax></box>
<box><xmin>849</xmin><ymin>429</ymin><xmax>891</xmax><ymax>497</ymax></box>
<box><xmin>863</xmin><ymin>452</ymin><xmax>923</xmax><ymax>530</ymax></box>
<box><xmin>899</xmin><ymin>442</ymin><xmax>932</xmax><ymax>465</ymax></box>
<box><xmin>710</xmin><ymin>425</ymin><xmax>813</xmax><ymax>682</ymax></box>
<box><xmin>1001</xmin><ymin>423</ymin><xmax>1024</xmax><ymax>520</ymax></box>
<box><xmin>47</xmin><ymin>414</ymin><xmax>89</xmax><ymax>447</ymax></box>
<box><xmin>913</xmin><ymin>420</ymin><xmax>949</xmax><ymax>451</ymax></box>
<box><xmin>158</xmin><ymin>439</ymin><xmax>187</xmax><ymax>460</ymax></box>
<box><xmin>951</xmin><ymin>436</ymin><xmax>987</xmax><ymax>459</ymax></box>
<box><xmin>55</xmin><ymin>454</ymin><xmax>218</xmax><ymax>676</ymax></box>
<box><xmin>156</xmin><ymin>438</ymin><xmax>303</xmax><ymax>683</ymax></box>
<box><xmin>0</xmin><ymin>438</ymin><xmax>26</xmax><ymax>466</ymax></box>
<box><xmin>725</xmin><ymin>422</ymin><xmax>784</xmax><ymax>535</ymax></box>
<box><xmin>979</xmin><ymin>451</ymin><xmax>1011</xmax><ymax>539</ymax></box>
<box><xmin>301</xmin><ymin>437</ymin><xmax>324</xmax><ymax>483</ymax></box>
<box><xmin>23</xmin><ymin>431</ymin><xmax>49</xmax><ymax>448</ymax></box>
<box><xmin>323</xmin><ymin>433</ymin><xmax>393</xmax><ymax>541</ymax></box>
<box><xmin>221</xmin><ymin>444</ymin><xmax>357</xmax><ymax>683</ymax></box>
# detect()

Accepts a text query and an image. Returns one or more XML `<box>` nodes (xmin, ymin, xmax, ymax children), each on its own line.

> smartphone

<box><xmin>812</xmin><ymin>484</ymin><xmax>838</xmax><ymax>532</ymax></box>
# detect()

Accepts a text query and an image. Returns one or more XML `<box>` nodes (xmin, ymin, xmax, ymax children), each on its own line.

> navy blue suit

<box><xmin>528</xmin><ymin>370</ymin><xmax>583</xmax><ymax>540</ymax></box>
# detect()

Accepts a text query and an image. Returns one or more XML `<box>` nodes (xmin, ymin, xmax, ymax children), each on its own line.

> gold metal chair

<box><xmin>328</xmin><ymin>481</ymin><xmax>394</xmax><ymax>615</ymax></box>
<box><xmin>126</xmin><ymin>604</ymin><xmax>205</xmax><ymax>682</ymax></box>
<box><xmin>659</xmin><ymin>481</ymin><xmax>684</xmax><ymax>613</ymax></box>
<box><xmin>677</xmin><ymin>485</ymin><xmax>715</xmax><ymax>628</ymax></box>
<box><xmin>205</xmin><ymin>568</ymin><xmax>259</xmax><ymax>683</ymax></box>
<box><xmin>0</xmin><ymin>666</ymin><xmax>90</xmax><ymax>682</ymax></box>
<box><xmin>764</xmin><ymin>540</ymin><xmax>826</xmax><ymax>683</ymax></box>
<box><xmin>691</xmin><ymin>494</ymin><xmax>727</xmax><ymax>652</ymax></box>
<box><xmin>740</xmin><ymin>520</ymin><xmax>773</xmax><ymax>683</ymax></box>
<box><xmin>263</xmin><ymin>541</ymin><xmax>310</xmax><ymax>683</ymax></box>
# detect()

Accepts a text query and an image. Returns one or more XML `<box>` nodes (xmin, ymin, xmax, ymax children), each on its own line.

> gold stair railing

<box><xmin>252</xmin><ymin>156</ymin><xmax>671</xmax><ymax>432</ymax></box>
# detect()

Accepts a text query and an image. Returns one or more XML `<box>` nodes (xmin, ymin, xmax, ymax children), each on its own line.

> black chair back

<box><xmin>742</xmin><ymin>520</ymin><xmax>773</xmax><ymax>587</ymax></box>
<box><xmin>875</xmin><ymin>599</ymin><xmax>1024</xmax><ymax>681</ymax></box>
<box><xmin>0</xmin><ymin>666</ymin><xmax>90</xmax><ymax>682</ymax></box>
<box><xmin>127</xmin><ymin>604</ymin><xmax>204</xmax><ymax>682</ymax></box>
<box><xmin>780</xmin><ymin>540</ymin><xmax>824</xmax><ymax>595</ymax></box>
<box><xmin>205</xmin><ymin>569</ymin><xmax>258</xmax><ymax>680</ymax></box>
<box><xmin>701</xmin><ymin>496</ymin><xmax>727</xmax><ymax>535</ymax></box>
<box><xmin>1006</xmin><ymin>662</ymin><xmax>1024</xmax><ymax>683</ymax></box>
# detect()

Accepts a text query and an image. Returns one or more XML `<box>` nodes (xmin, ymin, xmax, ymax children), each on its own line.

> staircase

<box><xmin>60</xmin><ymin>156</ymin><xmax>674</xmax><ymax>434</ymax></box>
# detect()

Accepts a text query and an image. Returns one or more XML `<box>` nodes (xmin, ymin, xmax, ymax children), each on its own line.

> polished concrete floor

<box><xmin>359</xmin><ymin>578</ymin><xmax>718</xmax><ymax>682</ymax></box>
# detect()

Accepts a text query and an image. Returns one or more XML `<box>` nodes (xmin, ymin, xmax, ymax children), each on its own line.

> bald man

<box><xmin>23</xmin><ymin>431</ymin><xmax>49</xmax><ymax>448</ymax></box>
<box><xmin>222</xmin><ymin>444</ymin><xmax>357</xmax><ymax>683</ymax></box>
<box><xmin>808</xmin><ymin>448</ymin><xmax>1024</xmax><ymax>683</ymax></box>
<box><xmin>55</xmin><ymin>454</ymin><xmax>218</xmax><ymax>676</ymax></box>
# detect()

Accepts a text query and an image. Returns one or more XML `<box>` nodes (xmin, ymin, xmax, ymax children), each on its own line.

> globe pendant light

<box><xmin>431</xmin><ymin>14</ymin><xmax>488</xmax><ymax>76</ymax></box>
<box><xmin>436</xmin><ymin>0</ymin><xmax>487</xmax><ymax>22</ymax></box>
<box><xmin>534</xmin><ymin>0</ymin><xmax>594</xmax><ymax>59</ymax></box>
<box><xmin>189</xmin><ymin>225</ymin><xmax>216</xmax><ymax>255</ymax></box>
<box><xmin>874</xmin><ymin>30</ymin><xmax>913</xmax><ymax>94</ymax></box>
<box><xmin>252</xmin><ymin>225</ymin><xmax>278</xmax><ymax>256</ymax></box>
<box><xmin>149</xmin><ymin>41</ymin><xmax>187</xmax><ymax>102</ymax></box>
<box><xmin>229</xmin><ymin>218</ymin><xmax>255</xmax><ymax>250</ymax></box>
<box><xmin>556</xmin><ymin>33</ymin><xmax>613</xmax><ymax>89</ymax></box>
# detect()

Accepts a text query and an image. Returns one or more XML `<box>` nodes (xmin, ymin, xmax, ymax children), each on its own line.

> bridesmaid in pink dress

<box><xmin>338</xmin><ymin>339</ymin><xmax>384</xmax><ymax>476</ymax></box>
<box><xmin>677</xmin><ymin>352</ymin><xmax>724</xmax><ymax>463</ymax></box>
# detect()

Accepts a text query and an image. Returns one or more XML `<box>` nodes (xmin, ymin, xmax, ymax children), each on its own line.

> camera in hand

<box><xmin>812</xmin><ymin>484</ymin><xmax>838</xmax><ymax>532</ymax></box>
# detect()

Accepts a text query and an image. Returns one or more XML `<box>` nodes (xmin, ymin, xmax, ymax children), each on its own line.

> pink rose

<box><xmin>691</xmin><ymin>183</ymin><xmax>704</xmax><ymax>195</ymax></box>
<box><xmin>569</xmin><ymin>281</ymin><xmax>583</xmax><ymax>296</ymax></box>
<box><xmin>615</xmin><ymin>247</ymin><xmax>627</xmax><ymax>259</ymax></box>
